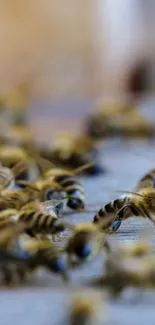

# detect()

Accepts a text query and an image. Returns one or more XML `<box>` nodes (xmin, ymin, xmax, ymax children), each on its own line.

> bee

<box><xmin>41</xmin><ymin>134</ymin><xmax>104</xmax><ymax>176</ymax></box>
<box><xmin>0</xmin><ymin>160</ymin><xmax>29</xmax><ymax>191</ymax></box>
<box><xmin>0</xmin><ymin>125</ymin><xmax>34</xmax><ymax>148</ymax></box>
<box><xmin>0</xmin><ymin>145</ymin><xmax>40</xmax><ymax>182</ymax></box>
<box><xmin>36</xmin><ymin>178</ymin><xmax>65</xmax><ymax>201</ymax></box>
<box><xmin>0</xmin><ymin>209</ymin><xmax>18</xmax><ymax>231</ymax></box>
<box><xmin>91</xmin><ymin>247</ymin><xmax>155</xmax><ymax>298</ymax></box>
<box><xmin>0</xmin><ymin>87</ymin><xmax>27</xmax><ymax>126</ymax></box>
<box><xmin>0</xmin><ymin>222</ymin><xmax>38</xmax><ymax>286</ymax></box>
<box><xmin>17</xmin><ymin>201</ymin><xmax>66</xmax><ymax>237</ymax></box>
<box><xmin>63</xmin><ymin>222</ymin><xmax>110</xmax><ymax>264</ymax></box>
<box><xmin>69</xmin><ymin>293</ymin><xmax>102</xmax><ymax>325</ymax></box>
<box><xmin>44</xmin><ymin>162</ymin><xmax>94</xmax><ymax>211</ymax></box>
<box><xmin>0</xmin><ymin>185</ymin><xmax>40</xmax><ymax>210</ymax></box>
<box><xmin>94</xmin><ymin>168</ymin><xmax>155</xmax><ymax>232</ymax></box>
<box><xmin>21</xmin><ymin>237</ymin><xmax>69</xmax><ymax>280</ymax></box>
<box><xmin>86</xmin><ymin>101</ymin><xmax>155</xmax><ymax>139</ymax></box>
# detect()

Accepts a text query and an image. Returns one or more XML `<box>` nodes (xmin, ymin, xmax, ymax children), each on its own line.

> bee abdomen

<box><xmin>93</xmin><ymin>198</ymin><xmax>126</xmax><ymax>224</ymax></box>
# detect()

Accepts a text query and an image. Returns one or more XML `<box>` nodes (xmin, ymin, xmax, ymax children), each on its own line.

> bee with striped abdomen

<box><xmin>17</xmin><ymin>201</ymin><xmax>65</xmax><ymax>237</ymax></box>
<box><xmin>44</xmin><ymin>163</ymin><xmax>94</xmax><ymax>211</ymax></box>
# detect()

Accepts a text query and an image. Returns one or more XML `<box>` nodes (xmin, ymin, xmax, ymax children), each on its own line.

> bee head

<box><xmin>69</xmin><ymin>232</ymin><xmax>92</xmax><ymax>259</ymax></box>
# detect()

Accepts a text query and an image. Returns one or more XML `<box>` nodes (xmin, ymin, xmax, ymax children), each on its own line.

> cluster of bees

<box><xmin>1</xmin><ymin>94</ymin><xmax>155</xmax><ymax>323</ymax></box>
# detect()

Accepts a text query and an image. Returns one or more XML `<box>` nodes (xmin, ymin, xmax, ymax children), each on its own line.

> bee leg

<box><xmin>112</xmin><ymin>201</ymin><xmax>147</xmax><ymax>232</ymax></box>
<box><xmin>139</xmin><ymin>203</ymin><xmax>155</xmax><ymax>223</ymax></box>
<box><xmin>111</xmin><ymin>205</ymin><xmax>130</xmax><ymax>232</ymax></box>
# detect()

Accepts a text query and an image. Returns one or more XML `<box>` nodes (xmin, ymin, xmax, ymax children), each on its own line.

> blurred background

<box><xmin>0</xmin><ymin>0</ymin><xmax>155</xmax><ymax>139</ymax></box>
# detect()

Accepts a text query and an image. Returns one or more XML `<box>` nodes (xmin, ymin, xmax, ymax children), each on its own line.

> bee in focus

<box><xmin>21</xmin><ymin>237</ymin><xmax>69</xmax><ymax>281</ymax></box>
<box><xmin>63</xmin><ymin>221</ymin><xmax>110</xmax><ymax>264</ymax></box>
<box><xmin>17</xmin><ymin>201</ymin><xmax>66</xmax><ymax>237</ymax></box>
<box><xmin>69</xmin><ymin>293</ymin><xmax>102</xmax><ymax>325</ymax></box>
<box><xmin>39</xmin><ymin>134</ymin><xmax>105</xmax><ymax>176</ymax></box>
<box><xmin>43</xmin><ymin>162</ymin><xmax>94</xmax><ymax>211</ymax></box>
<box><xmin>86</xmin><ymin>101</ymin><xmax>155</xmax><ymax>139</ymax></box>
<box><xmin>93</xmin><ymin>168</ymin><xmax>155</xmax><ymax>232</ymax></box>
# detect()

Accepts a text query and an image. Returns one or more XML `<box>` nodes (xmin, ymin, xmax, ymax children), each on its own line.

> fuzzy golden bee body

<box><xmin>21</xmin><ymin>237</ymin><xmax>69</xmax><ymax>280</ymax></box>
<box><xmin>43</xmin><ymin>134</ymin><xmax>104</xmax><ymax>176</ymax></box>
<box><xmin>69</xmin><ymin>294</ymin><xmax>102</xmax><ymax>325</ymax></box>
<box><xmin>86</xmin><ymin>102</ymin><xmax>155</xmax><ymax>139</ymax></box>
<box><xmin>63</xmin><ymin>222</ymin><xmax>109</xmax><ymax>263</ymax></box>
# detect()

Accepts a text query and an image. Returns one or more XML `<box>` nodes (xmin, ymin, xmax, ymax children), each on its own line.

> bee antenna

<box><xmin>73</xmin><ymin>161</ymin><xmax>96</xmax><ymax>175</ymax></box>
<box><xmin>116</xmin><ymin>190</ymin><xmax>144</xmax><ymax>198</ymax></box>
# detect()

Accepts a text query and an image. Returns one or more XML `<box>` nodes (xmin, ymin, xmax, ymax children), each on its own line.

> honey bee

<box><xmin>43</xmin><ymin>162</ymin><xmax>95</xmax><ymax>211</ymax></box>
<box><xmin>0</xmin><ymin>160</ymin><xmax>30</xmax><ymax>191</ymax></box>
<box><xmin>94</xmin><ymin>168</ymin><xmax>155</xmax><ymax>232</ymax></box>
<box><xmin>0</xmin><ymin>223</ymin><xmax>35</xmax><ymax>286</ymax></box>
<box><xmin>21</xmin><ymin>237</ymin><xmax>69</xmax><ymax>280</ymax></box>
<box><xmin>69</xmin><ymin>293</ymin><xmax>102</xmax><ymax>325</ymax></box>
<box><xmin>63</xmin><ymin>222</ymin><xmax>110</xmax><ymax>264</ymax></box>
<box><xmin>0</xmin><ymin>125</ymin><xmax>34</xmax><ymax>148</ymax></box>
<box><xmin>91</xmin><ymin>246</ymin><xmax>155</xmax><ymax>298</ymax></box>
<box><xmin>0</xmin><ymin>185</ymin><xmax>40</xmax><ymax>210</ymax></box>
<box><xmin>36</xmin><ymin>178</ymin><xmax>65</xmax><ymax>201</ymax></box>
<box><xmin>40</xmin><ymin>134</ymin><xmax>104</xmax><ymax>176</ymax></box>
<box><xmin>17</xmin><ymin>201</ymin><xmax>66</xmax><ymax>237</ymax></box>
<box><xmin>86</xmin><ymin>101</ymin><xmax>155</xmax><ymax>139</ymax></box>
<box><xmin>0</xmin><ymin>87</ymin><xmax>27</xmax><ymax>126</ymax></box>
<box><xmin>0</xmin><ymin>145</ymin><xmax>40</xmax><ymax>182</ymax></box>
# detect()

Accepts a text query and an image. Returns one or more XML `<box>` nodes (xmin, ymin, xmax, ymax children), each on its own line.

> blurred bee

<box><xmin>21</xmin><ymin>237</ymin><xmax>69</xmax><ymax>280</ymax></box>
<box><xmin>17</xmin><ymin>201</ymin><xmax>66</xmax><ymax>237</ymax></box>
<box><xmin>0</xmin><ymin>183</ymin><xmax>40</xmax><ymax>210</ymax></box>
<box><xmin>0</xmin><ymin>222</ymin><xmax>35</xmax><ymax>286</ymax></box>
<box><xmin>0</xmin><ymin>209</ymin><xmax>18</xmax><ymax>232</ymax></box>
<box><xmin>40</xmin><ymin>135</ymin><xmax>104</xmax><ymax>176</ymax></box>
<box><xmin>0</xmin><ymin>87</ymin><xmax>27</xmax><ymax>126</ymax></box>
<box><xmin>63</xmin><ymin>221</ymin><xmax>110</xmax><ymax>264</ymax></box>
<box><xmin>0</xmin><ymin>125</ymin><xmax>34</xmax><ymax>148</ymax></box>
<box><xmin>94</xmin><ymin>168</ymin><xmax>155</xmax><ymax>232</ymax></box>
<box><xmin>0</xmin><ymin>145</ymin><xmax>40</xmax><ymax>182</ymax></box>
<box><xmin>91</xmin><ymin>246</ymin><xmax>155</xmax><ymax>298</ymax></box>
<box><xmin>69</xmin><ymin>293</ymin><xmax>102</xmax><ymax>325</ymax></box>
<box><xmin>43</xmin><ymin>162</ymin><xmax>95</xmax><ymax>211</ymax></box>
<box><xmin>0</xmin><ymin>160</ymin><xmax>27</xmax><ymax>190</ymax></box>
<box><xmin>86</xmin><ymin>102</ymin><xmax>155</xmax><ymax>139</ymax></box>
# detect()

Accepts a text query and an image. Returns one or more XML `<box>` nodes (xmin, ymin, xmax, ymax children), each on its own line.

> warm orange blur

<box><xmin>0</xmin><ymin>0</ymin><xmax>104</xmax><ymax>101</ymax></box>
